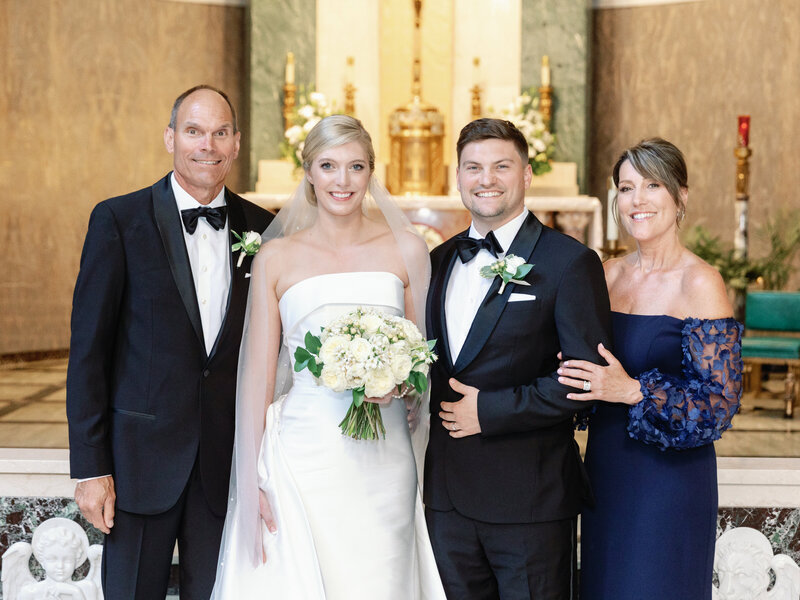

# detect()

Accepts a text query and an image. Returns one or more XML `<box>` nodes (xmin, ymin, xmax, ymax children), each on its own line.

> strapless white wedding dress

<box><xmin>213</xmin><ymin>272</ymin><xmax>444</xmax><ymax>599</ymax></box>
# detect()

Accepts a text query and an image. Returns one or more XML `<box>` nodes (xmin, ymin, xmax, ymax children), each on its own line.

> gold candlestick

<box><xmin>344</xmin><ymin>56</ymin><xmax>356</xmax><ymax>116</ymax></box>
<box><xmin>470</xmin><ymin>85</ymin><xmax>482</xmax><ymax>119</ymax></box>
<box><xmin>602</xmin><ymin>239</ymin><xmax>627</xmax><ymax>260</ymax></box>
<box><xmin>470</xmin><ymin>57</ymin><xmax>482</xmax><ymax>118</ymax></box>
<box><xmin>733</xmin><ymin>145</ymin><xmax>752</xmax><ymax>260</ymax></box>
<box><xmin>539</xmin><ymin>55</ymin><xmax>553</xmax><ymax>131</ymax></box>
<box><xmin>282</xmin><ymin>83</ymin><xmax>296</xmax><ymax>133</ymax></box>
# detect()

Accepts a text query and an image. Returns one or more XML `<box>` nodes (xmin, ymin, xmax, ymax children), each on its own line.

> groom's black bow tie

<box><xmin>455</xmin><ymin>231</ymin><xmax>503</xmax><ymax>263</ymax></box>
<box><xmin>180</xmin><ymin>205</ymin><xmax>227</xmax><ymax>234</ymax></box>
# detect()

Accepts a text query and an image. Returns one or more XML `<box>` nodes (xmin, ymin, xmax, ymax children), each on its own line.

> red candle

<box><xmin>738</xmin><ymin>115</ymin><xmax>750</xmax><ymax>147</ymax></box>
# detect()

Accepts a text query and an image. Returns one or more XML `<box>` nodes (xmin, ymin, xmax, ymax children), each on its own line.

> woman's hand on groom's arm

<box><xmin>439</xmin><ymin>378</ymin><xmax>482</xmax><ymax>438</ymax></box>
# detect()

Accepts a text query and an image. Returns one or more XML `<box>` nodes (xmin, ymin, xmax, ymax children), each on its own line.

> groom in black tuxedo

<box><xmin>67</xmin><ymin>85</ymin><xmax>272</xmax><ymax>598</ymax></box>
<box><xmin>424</xmin><ymin>118</ymin><xmax>611</xmax><ymax>599</ymax></box>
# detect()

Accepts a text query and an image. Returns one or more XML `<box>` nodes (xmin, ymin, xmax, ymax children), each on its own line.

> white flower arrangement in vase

<box><xmin>494</xmin><ymin>87</ymin><xmax>555</xmax><ymax>176</ymax></box>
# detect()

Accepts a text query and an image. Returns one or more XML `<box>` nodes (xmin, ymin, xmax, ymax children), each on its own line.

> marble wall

<box><xmin>589</xmin><ymin>0</ymin><xmax>800</xmax><ymax>263</ymax></box>
<box><xmin>248</xmin><ymin>0</ymin><xmax>315</xmax><ymax>187</ymax></box>
<box><xmin>0</xmin><ymin>0</ymin><xmax>248</xmax><ymax>354</ymax></box>
<box><xmin>522</xmin><ymin>0</ymin><xmax>592</xmax><ymax>191</ymax></box>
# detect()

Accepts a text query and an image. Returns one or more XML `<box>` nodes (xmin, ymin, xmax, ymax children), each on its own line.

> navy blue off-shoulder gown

<box><xmin>579</xmin><ymin>313</ymin><xmax>743</xmax><ymax>600</ymax></box>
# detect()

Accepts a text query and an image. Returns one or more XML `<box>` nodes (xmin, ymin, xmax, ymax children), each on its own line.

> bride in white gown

<box><xmin>211</xmin><ymin>115</ymin><xmax>445</xmax><ymax>599</ymax></box>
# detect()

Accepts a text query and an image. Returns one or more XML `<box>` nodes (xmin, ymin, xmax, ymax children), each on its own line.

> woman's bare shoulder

<box><xmin>681</xmin><ymin>253</ymin><xmax>733</xmax><ymax>319</ymax></box>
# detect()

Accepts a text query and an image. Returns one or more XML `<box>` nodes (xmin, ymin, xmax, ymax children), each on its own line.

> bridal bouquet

<box><xmin>294</xmin><ymin>307</ymin><xmax>438</xmax><ymax>440</ymax></box>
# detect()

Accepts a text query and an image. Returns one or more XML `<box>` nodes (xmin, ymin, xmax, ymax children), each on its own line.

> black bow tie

<box><xmin>180</xmin><ymin>205</ymin><xmax>227</xmax><ymax>234</ymax></box>
<box><xmin>455</xmin><ymin>230</ymin><xmax>503</xmax><ymax>263</ymax></box>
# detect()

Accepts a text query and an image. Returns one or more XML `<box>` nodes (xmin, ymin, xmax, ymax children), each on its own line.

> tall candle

<box><xmin>541</xmin><ymin>55</ymin><xmax>551</xmax><ymax>87</ymax></box>
<box><xmin>737</xmin><ymin>115</ymin><xmax>750</xmax><ymax>147</ymax></box>
<box><xmin>607</xmin><ymin>176</ymin><xmax>619</xmax><ymax>241</ymax></box>
<box><xmin>473</xmin><ymin>57</ymin><xmax>481</xmax><ymax>85</ymax></box>
<box><xmin>285</xmin><ymin>52</ymin><xmax>295</xmax><ymax>85</ymax></box>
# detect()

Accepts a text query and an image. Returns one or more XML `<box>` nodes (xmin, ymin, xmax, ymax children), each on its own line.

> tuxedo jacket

<box><xmin>424</xmin><ymin>212</ymin><xmax>611</xmax><ymax>524</ymax></box>
<box><xmin>67</xmin><ymin>174</ymin><xmax>273</xmax><ymax>517</ymax></box>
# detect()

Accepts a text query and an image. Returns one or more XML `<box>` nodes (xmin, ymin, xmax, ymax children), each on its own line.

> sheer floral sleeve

<box><xmin>627</xmin><ymin>317</ymin><xmax>743</xmax><ymax>451</ymax></box>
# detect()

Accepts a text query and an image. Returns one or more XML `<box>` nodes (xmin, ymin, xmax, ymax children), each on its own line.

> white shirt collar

<box><xmin>467</xmin><ymin>208</ymin><xmax>528</xmax><ymax>254</ymax></box>
<box><xmin>170</xmin><ymin>172</ymin><xmax>227</xmax><ymax>211</ymax></box>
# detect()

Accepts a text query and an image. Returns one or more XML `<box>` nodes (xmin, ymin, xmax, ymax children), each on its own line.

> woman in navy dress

<box><xmin>557</xmin><ymin>138</ymin><xmax>743</xmax><ymax>599</ymax></box>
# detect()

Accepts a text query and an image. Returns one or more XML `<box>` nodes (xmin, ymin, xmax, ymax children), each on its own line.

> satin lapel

<box><xmin>208</xmin><ymin>190</ymin><xmax>245</xmax><ymax>359</ymax></box>
<box><xmin>452</xmin><ymin>212</ymin><xmax>543</xmax><ymax>374</ymax></box>
<box><xmin>431</xmin><ymin>240</ymin><xmax>461</xmax><ymax>371</ymax></box>
<box><xmin>152</xmin><ymin>175</ymin><xmax>206</xmax><ymax>353</ymax></box>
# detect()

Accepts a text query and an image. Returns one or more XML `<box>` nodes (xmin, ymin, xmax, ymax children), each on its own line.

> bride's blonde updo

<box><xmin>301</xmin><ymin>115</ymin><xmax>376</xmax><ymax>205</ymax></box>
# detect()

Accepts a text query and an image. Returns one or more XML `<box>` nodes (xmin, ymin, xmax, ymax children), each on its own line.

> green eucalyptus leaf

<box><xmin>353</xmin><ymin>387</ymin><xmax>365</xmax><ymax>407</ymax></box>
<box><xmin>305</xmin><ymin>332</ymin><xmax>322</xmax><ymax>355</ymax></box>
<box><xmin>516</xmin><ymin>264</ymin><xmax>533</xmax><ymax>278</ymax></box>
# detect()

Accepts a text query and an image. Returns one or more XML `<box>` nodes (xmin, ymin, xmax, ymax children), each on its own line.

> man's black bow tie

<box><xmin>455</xmin><ymin>230</ymin><xmax>503</xmax><ymax>263</ymax></box>
<box><xmin>180</xmin><ymin>205</ymin><xmax>227</xmax><ymax>234</ymax></box>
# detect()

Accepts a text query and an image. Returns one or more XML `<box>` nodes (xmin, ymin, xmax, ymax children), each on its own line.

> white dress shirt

<box><xmin>445</xmin><ymin>208</ymin><xmax>528</xmax><ymax>362</ymax></box>
<box><xmin>171</xmin><ymin>174</ymin><xmax>231</xmax><ymax>354</ymax></box>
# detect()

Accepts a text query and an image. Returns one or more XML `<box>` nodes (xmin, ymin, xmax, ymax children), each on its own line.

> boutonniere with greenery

<box><xmin>231</xmin><ymin>230</ymin><xmax>262</xmax><ymax>268</ymax></box>
<box><xmin>480</xmin><ymin>254</ymin><xmax>533</xmax><ymax>294</ymax></box>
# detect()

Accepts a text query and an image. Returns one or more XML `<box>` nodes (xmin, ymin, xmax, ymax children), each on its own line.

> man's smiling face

<box><xmin>164</xmin><ymin>88</ymin><xmax>240</xmax><ymax>204</ymax></box>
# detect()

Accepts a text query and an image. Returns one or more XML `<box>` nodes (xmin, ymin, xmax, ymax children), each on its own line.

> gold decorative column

<box><xmin>387</xmin><ymin>0</ymin><xmax>446</xmax><ymax>195</ymax></box>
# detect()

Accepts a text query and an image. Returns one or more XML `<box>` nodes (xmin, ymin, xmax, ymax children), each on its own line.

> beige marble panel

<box><xmin>0</xmin><ymin>0</ymin><xmax>247</xmax><ymax>353</ymax></box>
<box><xmin>590</xmin><ymin>0</ymin><xmax>800</xmax><ymax>285</ymax></box>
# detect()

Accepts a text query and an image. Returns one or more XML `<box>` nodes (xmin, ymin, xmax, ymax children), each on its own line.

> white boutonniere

<box><xmin>480</xmin><ymin>254</ymin><xmax>534</xmax><ymax>294</ymax></box>
<box><xmin>231</xmin><ymin>230</ymin><xmax>262</xmax><ymax>268</ymax></box>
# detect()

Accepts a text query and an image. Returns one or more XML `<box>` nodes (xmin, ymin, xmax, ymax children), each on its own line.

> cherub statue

<box><xmin>1</xmin><ymin>517</ymin><xmax>103</xmax><ymax>600</ymax></box>
<box><xmin>713</xmin><ymin>526</ymin><xmax>800</xmax><ymax>600</ymax></box>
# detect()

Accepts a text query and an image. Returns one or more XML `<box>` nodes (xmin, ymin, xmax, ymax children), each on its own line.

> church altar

<box><xmin>243</xmin><ymin>192</ymin><xmax>603</xmax><ymax>255</ymax></box>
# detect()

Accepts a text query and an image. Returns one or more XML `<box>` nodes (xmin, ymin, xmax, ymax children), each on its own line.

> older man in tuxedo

<box><xmin>424</xmin><ymin>118</ymin><xmax>611</xmax><ymax>599</ymax></box>
<box><xmin>67</xmin><ymin>85</ymin><xmax>272</xmax><ymax>598</ymax></box>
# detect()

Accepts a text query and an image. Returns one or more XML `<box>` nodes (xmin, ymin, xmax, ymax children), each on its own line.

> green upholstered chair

<box><xmin>742</xmin><ymin>291</ymin><xmax>800</xmax><ymax>418</ymax></box>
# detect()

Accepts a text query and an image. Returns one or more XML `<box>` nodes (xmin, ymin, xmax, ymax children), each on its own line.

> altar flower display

<box><xmin>494</xmin><ymin>88</ymin><xmax>555</xmax><ymax>176</ymax></box>
<box><xmin>281</xmin><ymin>90</ymin><xmax>335</xmax><ymax>168</ymax></box>
<box><xmin>294</xmin><ymin>307</ymin><xmax>438</xmax><ymax>440</ymax></box>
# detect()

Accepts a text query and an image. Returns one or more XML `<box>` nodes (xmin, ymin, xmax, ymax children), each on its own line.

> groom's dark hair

<box><xmin>456</xmin><ymin>118</ymin><xmax>529</xmax><ymax>166</ymax></box>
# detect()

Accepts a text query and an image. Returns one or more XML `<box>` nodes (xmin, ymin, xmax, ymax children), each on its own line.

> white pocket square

<box><xmin>508</xmin><ymin>293</ymin><xmax>536</xmax><ymax>302</ymax></box>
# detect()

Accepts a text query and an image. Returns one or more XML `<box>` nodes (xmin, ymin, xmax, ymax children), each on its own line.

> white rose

<box><xmin>285</xmin><ymin>125</ymin><xmax>303</xmax><ymax>145</ymax></box>
<box><xmin>414</xmin><ymin>362</ymin><xmax>430</xmax><ymax>377</ymax></box>
<box><xmin>320</xmin><ymin>365</ymin><xmax>347</xmax><ymax>393</ymax></box>
<box><xmin>364</xmin><ymin>366</ymin><xmax>395</xmax><ymax>399</ymax></box>
<box><xmin>303</xmin><ymin>116</ymin><xmax>321</xmax><ymax>133</ymax></box>
<box><xmin>401</xmin><ymin>321</ymin><xmax>423</xmax><ymax>344</ymax></box>
<box><xmin>319</xmin><ymin>335</ymin><xmax>349</xmax><ymax>365</ymax></box>
<box><xmin>243</xmin><ymin>231</ymin><xmax>261</xmax><ymax>246</ymax></box>
<box><xmin>297</xmin><ymin>104</ymin><xmax>315</xmax><ymax>120</ymax></box>
<box><xmin>390</xmin><ymin>340</ymin><xmax>409</xmax><ymax>357</ymax></box>
<box><xmin>390</xmin><ymin>353</ymin><xmax>413</xmax><ymax>384</ymax></box>
<box><xmin>309</xmin><ymin>92</ymin><xmax>325</xmax><ymax>105</ymax></box>
<box><xmin>348</xmin><ymin>337</ymin><xmax>372</xmax><ymax>363</ymax></box>
<box><xmin>504</xmin><ymin>255</ymin><xmax>525</xmax><ymax>275</ymax></box>
<box><xmin>346</xmin><ymin>362</ymin><xmax>366</xmax><ymax>387</ymax></box>
<box><xmin>360</xmin><ymin>313</ymin><xmax>383</xmax><ymax>336</ymax></box>
<box><xmin>532</xmin><ymin>138</ymin><xmax>546</xmax><ymax>153</ymax></box>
